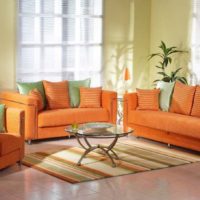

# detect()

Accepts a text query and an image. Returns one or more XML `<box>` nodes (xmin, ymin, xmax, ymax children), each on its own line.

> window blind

<box><xmin>17</xmin><ymin>0</ymin><xmax>103</xmax><ymax>86</ymax></box>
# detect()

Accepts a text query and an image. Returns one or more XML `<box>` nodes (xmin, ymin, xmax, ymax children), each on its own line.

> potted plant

<box><xmin>149</xmin><ymin>41</ymin><xmax>188</xmax><ymax>84</ymax></box>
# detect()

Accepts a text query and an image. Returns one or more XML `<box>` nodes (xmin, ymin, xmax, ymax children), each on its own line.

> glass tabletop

<box><xmin>65</xmin><ymin>122</ymin><xmax>133</xmax><ymax>138</ymax></box>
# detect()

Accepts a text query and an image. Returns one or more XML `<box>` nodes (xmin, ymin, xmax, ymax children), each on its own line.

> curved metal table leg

<box><xmin>77</xmin><ymin>146</ymin><xmax>97</xmax><ymax>166</ymax></box>
<box><xmin>75</xmin><ymin>134</ymin><xmax>120</xmax><ymax>167</ymax></box>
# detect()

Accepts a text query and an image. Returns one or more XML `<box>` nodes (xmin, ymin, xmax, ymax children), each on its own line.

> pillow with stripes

<box><xmin>136</xmin><ymin>88</ymin><xmax>160</xmax><ymax>111</ymax></box>
<box><xmin>170</xmin><ymin>81</ymin><xmax>196</xmax><ymax>115</ymax></box>
<box><xmin>79</xmin><ymin>87</ymin><xmax>102</xmax><ymax>108</ymax></box>
<box><xmin>43</xmin><ymin>80</ymin><xmax>70</xmax><ymax>109</ymax></box>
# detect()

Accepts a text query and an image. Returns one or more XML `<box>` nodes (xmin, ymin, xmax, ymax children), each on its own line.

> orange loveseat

<box><xmin>0</xmin><ymin>108</ymin><xmax>24</xmax><ymax>169</ymax></box>
<box><xmin>0</xmin><ymin>90</ymin><xmax>117</xmax><ymax>144</ymax></box>
<box><xmin>124</xmin><ymin>92</ymin><xmax>200</xmax><ymax>152</ymax></box>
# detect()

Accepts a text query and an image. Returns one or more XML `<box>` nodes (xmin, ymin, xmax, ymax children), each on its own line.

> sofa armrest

<box><xmin>0</xmin><ymin>91</ymin><xmax>38</xmax><ymax>141</ymax></box>
<box><xmin>102</xmin><ymin>90</ymin><xmax>117</xmax><ymax>124</ymax></box>
<box><xmin>123</xmin><ymin>92</ymin><xmax>138</xmax><ymax>127</ymax></box>
<box><xmin>0</xmin><ymin>91</ymin><xmax>38</xmax><ymax>106</ymax></box>
<box><xmin>6</xmin><ymin>108</ymin><xmax>25</xmax><ymax>138</ymax></box>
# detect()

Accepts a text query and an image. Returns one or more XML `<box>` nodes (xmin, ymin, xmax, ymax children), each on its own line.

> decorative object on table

<box><xmin>66</xmin><ymin>122</ymin><xmax>133</xmax><ymax>167</ymax></box>
<box><xmin>149</xmin><ymin>41</ymin><xmax>188</xmax><ymax>84</ymax></box>
<box><xmin>124</xmin><ymin>67</ymin><xmax>131</xmax><ymax>93</ymax></box>
<box><xmin>22</xmin><ymin>140</ymin><xmax>200</xmax><ymax>184</ymax></box>
<box><xmin>156</xmin><ymin>81</ymin><xmax>175</xmax><ymax>111</ymax></box>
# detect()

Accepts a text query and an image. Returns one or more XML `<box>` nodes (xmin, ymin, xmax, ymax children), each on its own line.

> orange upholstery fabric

<box><xmin>0</xmin><ymin>134</ymin><xmax>23</xmax><ymax>156</ymax></box>
<box><xmin>43</xmin><ymin>80</ymin><xmax>70</xmax><ymax>109</ymax></box>
<box><xmin>123</xmin><ymin>92</ymin><xmax>200</xmax><ymax>152</ymax></box>
<box><xmin>170</xmin><ymin>81</ymin><xmax>196</xmax><ymax>115</ymax></box>
<box><xmin>0</xmin><ymin>89</ymin><xmax>117</xmax><ymax>141</ymax></box>
<box><xmin>38</xmin><ymin>108</ymin><xmax>108</xmax><ymax>128</ymax></box>
<box><xmin>0</xmin><ymin>108</ymin><xmax>24</xmax><ymax>169</ymax></box>
<box><xmin>136</xmin><ymin>88</ymin><xmax>160</xmax><ymax>110</ymax></box>
<box><xmin>129</xmin><ymin>124</ymin><xmax>200</xmax><ymax>152</ymax></box>
<box><xmin>191</xmin><ymin>86</ymin><xmax>200</xmax><ymax>117</ymax></box>
<box><xmin>128</xmin><ymin>110</ymin><xmax>200</xmax><ymax>139</ymax></box>
<box><xmin>101</xmin><ymin>90</ymin><xmax>117</xmax><ymax>124</ymax></box>
<box><xmin>79</xmin><ymin>87</ymin><xmax>102</xmax><ymax>108</ymax></box>
<box><xmin>29</xmin><ymin>89</ymin><xmax>44</xmax><ymax>111</ymax></box>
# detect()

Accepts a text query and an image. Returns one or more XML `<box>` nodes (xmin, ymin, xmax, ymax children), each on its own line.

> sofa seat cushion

<box><xmin>38</xmin><ymin>108</ymin><xmax>109</xmax><ymax>128</ymax></box>
<box><xmin>128</xmin><ymin>110</ymin><xmax>200</xmax><ymax>139</ymax></box>
<box><xmin>0</xmin><ymin>134</ymin><xmax>22</xmax><ymax>156</ymax></box>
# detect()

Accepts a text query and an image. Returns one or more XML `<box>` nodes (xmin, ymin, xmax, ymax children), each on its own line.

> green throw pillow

<box><xmin>0</xmin><ymin>104</ymin><xmax>5</xmax><ymax>133</ymax></box>
<box><xmin>156</xmin><ymin>81</ymin><xmax>175</xmax><ymax>111</ymax></box>
<box><xmin>69</xmin><ymin>78</ymin><xmax>91</xmax><ymax>107</ymax></box>
<box><xmin>17</xmin><ymin>81</ymin><xmax>46</xmax><ymax>106</ymax></box>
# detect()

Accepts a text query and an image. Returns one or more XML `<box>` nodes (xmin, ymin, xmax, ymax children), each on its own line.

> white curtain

<box><xmin>191</xmin><ymin>0</ymin><xmax>200</xmax><ymax>84</ymax></box>
<box><xmin>17</xmin><ymin>0</ymin><xmax>103</xmax><ymax>86</ymax></box>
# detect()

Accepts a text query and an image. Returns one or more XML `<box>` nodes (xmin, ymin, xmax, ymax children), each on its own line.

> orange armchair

<box><xmin>0</xmin><ymin>90</ymin><xmax>117</xmax><ymax>144</ymax></box>
<box><xmin>0</xmin><ymin>108</ymin><xmax>24</xmax><ymax>169</ymax></box>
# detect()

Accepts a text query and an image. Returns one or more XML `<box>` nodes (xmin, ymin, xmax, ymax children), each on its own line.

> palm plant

<box><xmin>149</xmin><ymin>41</ymin><xmax>188</xmax><ymax>84</ymax></box>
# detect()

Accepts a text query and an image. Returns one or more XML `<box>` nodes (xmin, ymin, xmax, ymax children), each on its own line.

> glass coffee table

<box><xmin>65</xmin><ymin>122</ymin><xmax>133</xmax><ymax>167</ymax></box>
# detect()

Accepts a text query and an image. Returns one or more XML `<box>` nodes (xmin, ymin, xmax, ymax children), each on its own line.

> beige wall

<box><xmin>0</xmin><ymin>0</ymin><xmax>16</xmax><ymax>90</ymax></box>
<box><xmin>103</xmin><ymin>0</ymin><xmax>151</xmax><ymax>92</ymax></box>
<box><xmin>149</xmin><ymin>0</ymin><xmax>192</xmax><ymax>86</ymax></box>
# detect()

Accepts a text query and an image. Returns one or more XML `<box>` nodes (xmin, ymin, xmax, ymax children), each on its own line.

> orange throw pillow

<box><xmin>136</xmin><ymin>88</ymin><xmax>160</xmax><ymax>110</ymax></box>
<box><xmin>43</xmin><ymin>80</ymin><xmax>70</xmax><ymax>109</ymax></box>
<box><xmin>29</xmin><ymin>89</ymin><xmax>44</xmax><ymax>111</ymax></box>
<box><xmin>170</xmin><ymin>81</ymin><xmax>196</xmax><ymax>115</ymax></box>
<box><xmin>79</xmin><ymin>87</ymin><xmax>102</xmax><ymax>108</ymax></box>
<box><xmin>191</xmin><ymin>86</ymin><xmax>200</xmax><ymax>117</ymax></box>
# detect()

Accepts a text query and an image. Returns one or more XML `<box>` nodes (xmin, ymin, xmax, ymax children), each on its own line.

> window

<box><xmin>191</xmin><ymin>0</ymin><xmax>200</xmax><ymax>84</ymax></box>
<box><xmin>17</xmin><ymin>0</ymin><xmax>103</xmax><ymax>86</ymax></box>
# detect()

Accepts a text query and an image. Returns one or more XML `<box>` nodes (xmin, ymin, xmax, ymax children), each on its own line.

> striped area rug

<box><xmin>23</xmin><ymin>140</ymin><xmax>200</xmax><ymax>183</ymax></box>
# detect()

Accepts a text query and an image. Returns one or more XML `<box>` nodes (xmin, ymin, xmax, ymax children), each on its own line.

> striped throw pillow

<box><xmin>43</xmin><ymin>80</ymin><xmax>70</xmax><ymax>109</ymax></box>
<box><xmin>29</xmin><ymin>89</ymin><xmax>44</xmax><ymax>111</ymax></box>
<box><xmin>136</xmin><ymin>88</ymin><xmax>160</xmax><ymax>110</ymax></box>
<box><xmin>170</xmin><ymin>81</ymin><xmax>196</xmax><ymax>115</ymax></box>
<box><xmin>79</xmin><ymin>87</ymin><xmax>102</xmax><ymax>108</ymax></box>
<box><xmin>191</xmin><ymin>86</ymin><xmax>200</xmax><ymax>117</ymax></box>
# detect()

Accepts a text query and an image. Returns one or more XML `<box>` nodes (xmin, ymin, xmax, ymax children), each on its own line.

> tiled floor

<box><xmin>1</xmin><ymin>136</ymin><xmax>200</xmax><ymax>200</ymax></box>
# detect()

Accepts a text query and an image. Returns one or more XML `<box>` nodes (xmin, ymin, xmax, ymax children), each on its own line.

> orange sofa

<box><xmin>124</xmin><ymin>92</ymin><xmax>200</xmax><ymax>152</ymax></box>
<box><xmin>0</xmin><ymin>90</ymin><xmax>117</xmax><ymax>144</ymax></box>
<box><xmin>0</xmin><ymin>108</ymin><xmax>24</xmax><ymax>169</ymax></box>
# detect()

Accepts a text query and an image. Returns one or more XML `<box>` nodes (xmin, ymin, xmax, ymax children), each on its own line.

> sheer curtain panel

<box><xmin>17</xmin><ymin>0</ymin><xmax>103</xmax><ymax>86</ymax></box>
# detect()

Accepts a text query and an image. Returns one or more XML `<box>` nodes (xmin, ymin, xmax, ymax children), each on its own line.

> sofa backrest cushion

<box><xmin>43</xmin><ymin>80</ymin><xmax>70</xmax><ymax>109</ymax></box>
<box><xmin>68</xmin><ymin>78</ymin><xmax>91</xmax><ymax>107</ymax></box>
<box><xmin>191</xmin><ymin>86</ymin><xmax>200</xmax><ymax>117</ymax></box>
<box><xmin>79</xmin><ymin>87</ymin><xmax>102</xmax><ymax>108</ymax></box>
<box><xmin>170</xmin><ymin>81</ymin><xmax>196</xmax><ymax>115</ymax></box>
<box><xmin>156</xmin><ymin>81</ymin><xmax>175</xmax><ymax>111</ymax></box>
<box><xmin>136</xmin><ymin>88</ymin><xmax>160</xmax><ymax>110</ymax></box>
<box><xmin>29</xmin><ymin>89</ymin><xmax>44</xmax><ymax>111</ymax></box>
<box><xmin>17</xmin><ymin>81</ymin><xmax>46</xmax><ymax>106</ymax></box>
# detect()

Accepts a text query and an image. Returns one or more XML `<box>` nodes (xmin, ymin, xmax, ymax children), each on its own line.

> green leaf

<box><xmin>155</xmin><ymin>66</ymin><xmax>163</xmax><ymax>69</ymax></box>
<box><xmin>148</xmin><ymin>53</ymin><xmax>163</xmax><ymax>60</ymax></box>
<box><xmin>172</xmin><ymin>68</ymin><xmax>182</xmax><ymax>77</ymax></box>
<box><xmin>157</xmin><ymin>71</ymin><xmax>168</xmax><ymax>76</ymax></box>
<box><xmin>153</xmin><ymin>79</ymin><xmax>160</xmax><ymax>83</ymax></box>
